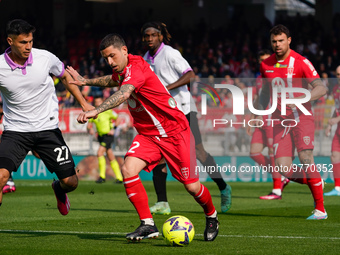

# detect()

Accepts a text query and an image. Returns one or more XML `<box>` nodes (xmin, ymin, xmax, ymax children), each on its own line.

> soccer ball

<box><xmin>162</xmin><ymin>215</ymin><xmax>195</xmax><ymax>247</ymax></box>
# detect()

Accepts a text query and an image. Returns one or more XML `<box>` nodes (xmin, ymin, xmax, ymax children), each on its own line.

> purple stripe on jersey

<box><xmin>4</xmin><ymin>47</ymin><xmax>33</xmax><ymax>75</ymax></box>
<box><xmin>57</xmin><ymin>62</ymin><xmax>65</xmax><ymax>78</ymax></box>
<box><xmin>146</xmin><ymin>42</ymin><xmax>165</xmax><ymax>64</ymax></box>
<box><xmin>182</xmin><ymin>68</ymin><xmax>193</xmax><ymax>75</ymax></box>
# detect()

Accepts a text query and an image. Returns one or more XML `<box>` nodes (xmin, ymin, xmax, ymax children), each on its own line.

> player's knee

<box><xmin>0</xmin><ymin>169</ymin><xmax>10</xmax><ymax>186</ymax></box>
<box><xmin>184</xmin><ymin>181</ymin><xmax>200</xmax><ymax>196</ymax></box>
<box><xmin>60</xmin><ymin>175</ymin><xmax>78</xmax><ymax>191</ymax></box>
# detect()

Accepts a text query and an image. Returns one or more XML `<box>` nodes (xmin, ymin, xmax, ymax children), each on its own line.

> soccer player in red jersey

<box><xmin>67</xmin><ymin>33</ymin><xmax>219</xmax><ymax>241</ymax></box>
<box><xmin>248</xmin><ymin>50</ymin><xmax>290</xmax><ymax>200</ymax></box>
<box><xmin>258</xmin><ymin>25</ymin><xmax>328</xmax><ymax>219</ymax></box>
<box><xmin>324</xmin><ymin>65</ymin><xmax>340</xmax><ymax>196</ymax></box>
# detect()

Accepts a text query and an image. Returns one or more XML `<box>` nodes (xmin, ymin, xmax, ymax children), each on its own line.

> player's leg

<box><xmin>149</xmin><ymin>158</ymin><xmax>171</xmax><ymax>215</ymax></box>
<box><xmin>324</xmin><ymin>134</ymin><xmax>340</xmax><ymax>196</ymax></box>
<box><xmin>188</xmin><ymin>112</ymin><xmax>231</xmax><ymax>213</ymax></box>
<box><xmin>0</xmin><ymin>168</ymin><xmax>11</xmax><ymax>206</ymax></box>
<box><xmin>107</xmin><ymin>147</ymin><xmax>123</xmax><ymax>183</ymax></box>
<box><xmin>2</xmin><ymin>172</ymin><xmax>16</xmax><ymax>194</ymax></box>
<box><xmin>123</xmin><ymin>135</ymin><xmax>162</xmax><ymax>241</ymax></box>
<box><xmin>96</xmin><ymin>136</ymin><xmax>107</xmax><ymax>183</ymax></box>
<box><xmin>162</xmin><ymin>128</ymin><xmax>219</xmax><ymax>241</ymax></box>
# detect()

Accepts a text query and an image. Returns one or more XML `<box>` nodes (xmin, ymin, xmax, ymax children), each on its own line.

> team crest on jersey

<box><xmin>287</xmin><ymin>67</ymin><xmax>294</xmax><ymax>76</ymax></box>
<box><xmin>168</xmin><ymin>98</ymin><xmax>177</xmax><ymax>108</ymax></box>
<box><xmin>123</xmin><ymin>65</ymin><xmax>132</xmax><ymax>82</ymax></box>
<box><xmin>181</xmin><ymin>167</ymin><xmax>189</xmax><ymax>179</ymax></box>
<box><xmin>303</xmin><ymin>136</ymin><xmax>310</xmax><ymax>145</ymax></box>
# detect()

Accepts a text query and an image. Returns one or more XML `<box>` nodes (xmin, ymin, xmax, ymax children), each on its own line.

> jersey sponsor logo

<box><xmin>181</xmin><ymin>167</ymin><xmax>189</xmax><ymax>179</ymax></box>
<box><xmin>168</xmin><ymin>98</ymin><xmax>177</xmax><ymax>108</ymax></box>
<box><xmin>123</xmin><ymin>65</ymin><xmax>132</xmax><ymax>82</ymax></box>
<box><xmin>303</xmin><ymin>136</ymin><xmax>310</xmax><ymax>145</ymax></box>
<box><xmin>265</xmin><ymin>70</ymin><xmax>274</xmax><ymax>73</ymax></box>
<box><xmin>274</xmin><ymin>63</ymin><xmax>287</xmax><ymax>68</ymax></box>
<box><xmin>303</xmin><ymin>59</ymin><xmax>317</xmax><ymax>76</ymax></box>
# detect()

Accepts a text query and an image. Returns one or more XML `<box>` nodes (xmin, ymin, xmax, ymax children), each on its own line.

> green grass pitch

<box><xmin>0</xmin><ymin>180</ymin><xmax>339</xmax><ymax>255</ymax></box>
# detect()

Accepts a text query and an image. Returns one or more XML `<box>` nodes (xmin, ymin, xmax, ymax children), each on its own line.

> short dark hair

<box><xmin>270</xmin><ymin>24</ymin><xmax>290</xmax><ymax>38</ymax></box>
<box><xmin>258</xmin><ymin>49</ymin><xmax>272</xmax><ymax>58</ymax></box>
<box><xmin>6</xmin><ymin>19</ymin><xmax>36</xmax><ymax>36</ymax></box>
<box><xmin>141</xmin><ymin>21</ymin><xmax>171</xmax><ymax>44</ymax></box>
<box><xmin>99</xmin><ymin>33</ymin><xmax>126</xmax><ymax>51</ymax></box>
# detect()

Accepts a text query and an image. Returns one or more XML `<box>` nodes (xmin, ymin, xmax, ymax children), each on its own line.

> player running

<box><xmin>87</xmin><ymin>96</ymin><xmax>123</xmax><ymax>184</ymax></box>
<box><xmin>67</xmin><ymin>33</ymin><xmax>220</xmax><ymax>241</ymax></box>
<box><xmin>258</xmin><ymin>24</ymin><xmax>328</xmax><ymax>220</ymax></box>
<box><xmin>247</xmin><ymin>50</ymin><xmax>290</xmax><ymax>200</ymax></box>
<box><xmin>141</xmin><ymin>21</ymin><xmax>232</xmax><ymax>214</ymax></box>
<box><xmin>324</xmin><ymin>65</ymin><xmax>340</xmax><ymax>196</ymax></box>
<box><xmin>0</xmin><ymin>19</ymin><xmax>93</xmax><ymax>214</ymax></box>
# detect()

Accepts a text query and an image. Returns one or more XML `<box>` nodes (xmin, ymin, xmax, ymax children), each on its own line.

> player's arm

<box><xmin>87</xmin><ymin>122</ymin><xmax>95</xmax><ymax>135</ymax></box>
<box><xmin>166</xmin><ymin>71</ymin><xmax>195</xmax><ymax>91</ymax></box>
<box><xmin>77</xmin><ymin>84</ymin><xmax>135</xmax><ymax>124</ymax></box>
<box><xmin>59</xmin><ymin>71</ymin><xmax>94</xmax><ymax>112</ymax></box>
<box><xmin>66</xmin><ymin>66</ymin><xmax>119</xmax><ymax>87</ymax></box>
<box><xmin>309</xmin><ymin>79</ymin><xmax>327</xmax><ymax>101</ymax></box>
<box><xmin>325</xmin><ymin>109</ymin><xmax>340</xmax><ymax>136</ymax></box>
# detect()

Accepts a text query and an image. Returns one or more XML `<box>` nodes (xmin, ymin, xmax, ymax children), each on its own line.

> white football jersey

<box><xmin>0</xmin><ymin>48</ymin><xmax>63</xmax><ymax>132</ymax></box>
<box><xmin>144</xmin><ymin>43</ymin><xmax>197</xmax><ymax>115</ymax></box>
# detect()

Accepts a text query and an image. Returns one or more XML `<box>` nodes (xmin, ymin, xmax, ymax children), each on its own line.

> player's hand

<box><xmin>82</xmin><ymin>102</ymin><xmax>95</xmax><ymax>112</ymax></box>
<box><xmin>108</xmin><ymin>129</ymin><xmax>114</xmax><ymax>136</ymax></box>
<box><xmin>77</xmin><ymin>110</ymin><xmax>98</xmax><ymax>124</ymax></box>
<box><xmin>325</xmin><ymin>124</ymin><xmax>332</xmax><ymax>137</ymax></box>
<box><xmin>66</xmin><ymin>66</ymin><xmax>87</xmax><ymax>86</ymax></box>
<box><xmin>328</xmin><ymin>118</ymin><xmax>338</xmax><ymax>126</ymax></box>
<box><xmin>252</xmin><ymin>116</ymin><xmax>263</xmax><ymax>129</ymax></box>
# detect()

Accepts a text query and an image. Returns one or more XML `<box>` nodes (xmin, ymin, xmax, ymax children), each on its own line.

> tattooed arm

<box><xmin>66</xmin><ymin>66</ymin><xmax>119</xmax><ymax>87</ymax></box>
<box><xmin>77</xmin><ymin>84</ymin><xmax>135</xmax><ymax>124</ymax></box>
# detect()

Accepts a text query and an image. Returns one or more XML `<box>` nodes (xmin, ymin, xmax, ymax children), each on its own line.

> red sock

<box><xmin>250</xmin><ymin>153</ymin><xmax>268</xmax><ymax>166</ymax></box>
<box><xmin>269</xmin><ymin>154</ymin><xmax>281</xmax><ymax>189</ymax></box>
<box><xmin>305</xmin><ymin>165</ymin><xmax>325</xmax><ymax>213</ymax></box>
<box><xmin>194</xmin><ymin>184</ymin><xmax>215</xmax><ymax>216</ymax></box>
<box><xmin>124</xmin><ymin>175</ymin><xmax>152</xmax><ymax>220</ymax></box>
<box><xmin>333</xmin><ymin>162</ymin><xmax>340</xmax><ymax>187</ymax></box>
<box><xmin>281</xmin><ymin>166</ymin><xmax>308</xmax><ymax>185</ymax></box>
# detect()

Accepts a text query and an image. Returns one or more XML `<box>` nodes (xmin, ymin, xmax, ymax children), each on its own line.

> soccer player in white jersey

<box><xmin>0</xmin><ymin>19</ymin><xmax>93</xmax><ymax>215</ymax></box>
<box><xmin>141</xmin><ymin>21</ymin><xmax>232</xmax><ymax>214</ymax></box>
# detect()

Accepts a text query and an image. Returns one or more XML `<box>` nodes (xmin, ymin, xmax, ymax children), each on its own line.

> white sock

<box><xmin>335</xmin><ymin>186</ymin><xmax>340</xmax><ymax>192</ymax></box>
<box><xmin>142</xmin><ymin>218</ymin><xmax>154</xmax><ymax>226</ymax></box>
<box><xmin>206</xmin><ymin>210</ymin><xmax>217</xmax><ymax>218</ymax></box>
<box><xmin>272</xmin><ymin>189</ymin><xmax>282</xmax><ymax>196</ymax></box>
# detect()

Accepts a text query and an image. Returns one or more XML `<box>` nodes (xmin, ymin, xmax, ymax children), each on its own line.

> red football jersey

<box><xmin>260</xmin><ymin>50</ymin><xmax>320</xmax><ymax>120</ymax></box>
<box><xmin>111</xmin><ymin>54</ymin><xmax>188</xmax><ymax>137</ymax></box>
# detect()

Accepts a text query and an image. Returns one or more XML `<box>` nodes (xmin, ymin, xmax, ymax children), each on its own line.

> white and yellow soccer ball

<box><xmin>162</xmin><ymin>215</ymin><xmax>195</xmax><ymax>247</ymax></box>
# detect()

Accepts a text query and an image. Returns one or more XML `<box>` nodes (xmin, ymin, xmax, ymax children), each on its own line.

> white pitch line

<box><xmin>0</xmin><ymin>229</ymin><xmax>339</xmax><ymax>240</ymax></box>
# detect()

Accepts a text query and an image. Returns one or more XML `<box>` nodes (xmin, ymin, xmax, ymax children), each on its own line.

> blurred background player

<box><xmin>0</xmin><ymin>100</ymin><xmax>16</xmax><ymax>194</ymax></box>
<box><xmin>67</xmin><ymin>33</ymin><xmax>219</xmax><ymax>242</ymax></box>
<box><xmin>258</xmin><ymin>24</ymin><xmax>327</xmax><ymax>220</ymax></box>
<box><xmin>247</xmin><ymin>50</ymin><xmax>289</xmax><ymax>200</ymax></box>
<box><xmin>141</xmin><ymin>21</ymin><xmax>232</xmax><ymax>214</ymax></box>
<box><xmin>0</xmin><ymin>19</ymin><xmax>93</xmax><ymax>214</ymax></box>
<box><xmin>87</xmin><ymin>96</ymin><xmax>123</xmax><ymax>184</ymax></box>
<box><xmin>324</xmin><ymin>65</ymin><xmax>340</xmax><ymax>196</ymax></box>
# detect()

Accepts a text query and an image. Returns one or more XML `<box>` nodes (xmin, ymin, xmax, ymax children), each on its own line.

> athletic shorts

<box><xmin>0</xmin><ymin>128</ymin><xmax>75</xmax><ymax>179</ymax></box>
<box><xmin>125</xmin><ymin>128</ymin><xmax>199</xmax><ymax>184</ymax></box>
<box><xmin>251</xmin><ymin>125</ymin><xmax>273</xmax><ymax>148</ymax></box>
<box><xmin>332</xmin><ymin>131</ymin><xmax>340</xmax><ymax>152</ymax></box>
<box><xmin>273</xmin><ymin>116</ymin><xmax>315</xmax><ymax>158</ymax></box>
<box><xmin>186</xmin><ymin>112</ymin><xmax>202</xmax><ymax>146</ymax></box>
<box><xmin>98</xmin><ymin>134</ymin><xmax>114</xmax><ymax>149</ymax></box>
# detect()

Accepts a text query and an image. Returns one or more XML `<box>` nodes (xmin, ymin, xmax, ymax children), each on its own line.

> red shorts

<box><xmin>273</xmin><ymin>116</ymin><xmax>315</xmax><ymax>158</ymax></box>
<box><xmin>332</xmin><ymin>131</ymin><xmax>340</xmax><ymax>152</ymax></box>
<box><xmin>251</xmin><ymin>125</ymin><xmax>273</xmax><ymax>148</ymax></box>
<box><xmin>125</xmin><ymin>128</ymin><xmax>199</xmax><ymax>184</ymax></box>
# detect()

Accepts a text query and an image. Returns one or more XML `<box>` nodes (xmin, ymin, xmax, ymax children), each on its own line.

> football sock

<box><xmin>270</xmin><ymin>154</ymin><xmax>281</xmax><ymax>190</ymax></box>
<box><xmin>204</xmin><ymin>153</ymin><xmax>227</xmax><ymax>191</ymax></box>
<box><xmin>250</xmin><ymin>153</ymin><xmax>268</xmax><ymax>166</ymax></box>
<box><xmin>110</xmin><ymin>160</ymin><xmax>123</xmax><ymax>181</ymax></box>
<box><xmin>141</xmin><ymin>218</ymin><xmax>155</xmax><ymax>226</ymax></box>
<box><xmin>305</xmin><ymin>165</ymin><xmax>325</xmax><ymax>213</ymax></box>
<box><xmin>0</xmin><ymin>203</ymin><xmax>2</xmax><ymax>207</ymax></box>
<box><xmin>194</xmin><ymin>184</ymin><xmax>216</xmax><ymax>216</ymax></box>
<box><xmin>206</xmin><ymin>210</ymin><xmax>217</xmax><ymax>218</ymax></box>
<box><xmin>282</xmin><ymin>166</ymin><xmax>308</xmax><ymax>185</ymax></box>
<box><xmin>53</xmin><ymin>180</ymin><xmax>67</xmax><ymax>204</ymax></box>
<box><xmin>98</xmin><ymin>156</ymin><xmax>106</xmax><ymax>179</ymax></box>
<box><xmin>152</xmin><ymin>163</ymin><xmax>168</xmax><ymax>202</ymax></box>
<box><xmin>272</xmin><ymin>188</ymin><xmax>282</xmax><ymax>196</ymax></box>
<box><xmin>124</xmin><ymin>175</ymin><xmax>152</xmax><ymax>220</ymax></box>
<box><xmin>333</xmin><ymin>162</ymin><xmax>340</xmax><ymax>187</ymax></box>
